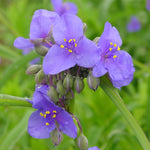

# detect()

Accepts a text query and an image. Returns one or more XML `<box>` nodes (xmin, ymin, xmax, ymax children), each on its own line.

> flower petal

<box><xmin>105</xmin><ymin>50</ymin><xmax>135</xmax><ymax>88</ymax></box>
<box><xmin>56</xmin><ymin>110</ymin><xmax>77</xmax><ymax>139</ymax></box>
<box><xmin>32</xmin><ymin>90</ymin><xmax>52</xmax><ymax>109</ymax></box>
<box><xmin>53</xmin><ymin>14</ymin><xmax>83</xmax><ymax>45</ymax></box>
<box><xmin>75</xmin><ymin>37</ymin><xmax>99</xmax><ymax>68</ymax></box>
<box><xmin>111</xmin><ymin>75</ymin><xmax>134</xmax><ymax>89</ymax></box>
<box><xmin>14</xmin><ymin>37</ymin><xmax>34</xmax><ymax>49</ymax></box>
<box><xmin>98</xmin><ymin>22</ymin><xmax>122</xmax><ymax>49</ymax></box>
<box><xmin>30</xmin><ymin>10</ymin><xmax>59</xmax><ymax>39</ymax></box>
<box><xmin>63</xmin><ymin>2</ymin><xmax>78</xmax><ymax>15</ymax></box>
<box><xmin>88</xmin><ymin>147</ymin><xmax>101</xmax><ymax>150</ymax></box>
<box><xmin>92</xmin><ymin>60</ymin><xmax>107</xmax><ymax>77</ymax></box>
<box><xmin>51</xmin><ymin>0</ymin><xmax>62</xmax><ymax>10</ymax></box>
<box><xmin>43</xmin><ymin>45</ymin><xmax>76</xmax><ymax>75</ymax></box>
<box><xmin>28</xmin><ymin>110</ymin><xmax>55</xmax><ymax>139</ymax></box>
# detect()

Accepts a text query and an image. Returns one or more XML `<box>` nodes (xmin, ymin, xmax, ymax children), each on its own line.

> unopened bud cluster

<box><xmin>26</xmin><ymin>62</ymin><xmax>100</xmax><ymax>105</ymax></box>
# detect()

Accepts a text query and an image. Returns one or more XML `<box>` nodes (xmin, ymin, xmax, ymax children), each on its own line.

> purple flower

<box><xmin>127</xmin><ymin>16</ymin><xmax>141</xmax><ymax>32</ymax></box>
<box><xmin>14</xmin><ymin>10</ymin><xmax>60</xmax><ymax>63</ymax></box>
<box><xmin>28</xmin><ymin>85</ymin><xmax>77</xmax><ymax>139</ymax></box>
<box><xmin>93</xmin><ymin>22</ymin><xmax>135</xmax><ymax>89</ymax></box>
<box><xmin>51</xmin><ymin>0</ymin><xmax>77</xmax><ymax>16</ymax></box>
<box><xmin>146</xmin><ymin>0</ymin><xmax>150</xmax><ymax>11</ymax></box>
<box><xmin>43</xmin><ymin>14</ymin><xmax>98</xmax><ymax>75</ymax></box>
<box><xmin>88</xmin><ymin>146</ymin><xmax>101</xmax><ymax>150</ymax></box>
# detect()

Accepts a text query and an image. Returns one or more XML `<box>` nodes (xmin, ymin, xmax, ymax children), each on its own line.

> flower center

<box><xmin>40</xmin><ymin>110</ymin><xmax>57</xmax><ymax>126</ymax></box>
<box><xmin>104</xmin><ymin>42</ymin><xmax>120</xmax><ymax>59</ymax></box>
<box><xmin>60</xmin><ymin>38</ymin><xmax>77</xmax><ymax>53</ymax></box>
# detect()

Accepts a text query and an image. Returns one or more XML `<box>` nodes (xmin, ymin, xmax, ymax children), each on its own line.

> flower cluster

<box><xmin>14</xmin><ymin>0</ymin><xmax>135</xmax><ymax>149</ymax></box>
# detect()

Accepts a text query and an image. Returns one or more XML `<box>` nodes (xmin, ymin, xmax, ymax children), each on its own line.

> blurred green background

<box><xmin>0</xmin><ymin>0</ymin><xmax>150</xmax><ymax>149</ymax></box>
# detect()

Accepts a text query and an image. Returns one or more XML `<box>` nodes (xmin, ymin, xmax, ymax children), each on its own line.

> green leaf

<box><xmin>0</xmin><ymin>110</ymin><xmax>33</xmax><ymax>150</ymax></box>
<box><xmin>0</xmin><ymin>51</ymin><xmax>39</xmax><ymax>89</ymax></box>
<box><xmin>0</xmin><ymin>94</ymin><xmax>32</xmax><ymax>107</ymax></box>
<box><xmin>0</xmin><ymin>44</ymin><xmax>20</xmax><ymax>60</ymax></box>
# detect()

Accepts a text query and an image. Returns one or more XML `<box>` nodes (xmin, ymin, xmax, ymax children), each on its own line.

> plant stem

<box><xmin>100</xmin><ymin>75</ymin><xmax>150</xmax><ymax>150</ymax></box>
<box><xmin>0</xmin><ymin>94</ymin><xmax>32</xmax><ymax>107</ymax></box>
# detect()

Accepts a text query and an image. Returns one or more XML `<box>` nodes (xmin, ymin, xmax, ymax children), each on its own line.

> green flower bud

<box><xmin>87</xmin><ymin>71</ymin><xmax>100</xmax><ymax>91</ymax></box>
<box><xmin>47</xmin><ymin>86</ymin><xmax>58</xmax><ymax>104</ymax></box>
<box><xmin>35</xmin><ymin>69</ymin><xmax>46</xmax><ymax>84</ymax></box>
<box><xmin>26</xmin><ymin>65</ymin><xmax>42</xmax><ymax>75</ymax></box>
<box><xmin>74</xmin><ymin>76</ymin><xmax>84</xmax><ymax>93</ymax></box>
<box><xmin>65</xmin><ymin>91</ymin><xmax>74</xmax><ymax>100</ymax></box>
<box><xmin>50</xmin><ymin>128</ymin><xmax>63</xmax><ymax>146</ymax></box>
<box><xmin>93</xmin><ymin>37</ymin><xmax>100</xmax><ymax>45</ymax></box>
<box><xmin>34</xmin><ymin>45</ymin><xmax>48</xmax><ymax>56</ymax></box>
<box><xmin>56</xmin><ymin>80</ymin><xmax>67</xmax><ymax>96</ymax></box>
<box><xmin>83</xmin><ymin>23</ymin><xmax>87</xmax><ymax>33</ymax></box>
<box><xmin>77</xmin><ymin>134</ymin><xmax>88</xmax><ymax>150</ymax></box>
<box><xmin>63</xmin><ymin>74</ymin><xmax>74</xmax><ymax>90</ymax></box>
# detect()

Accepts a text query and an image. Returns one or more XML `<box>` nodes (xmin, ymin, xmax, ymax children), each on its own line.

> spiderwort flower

<box><xmin>93</xmin><ymin>22</ymin><xmax>135</xmax><ymax>89</ymax></box>
<box><xmin>146</xmin><ymin>0</ymin><xmax>150</xmax><ymax>11</ymax></box>
<box><xmin>14</xmin><ymin>9</ymin><xmax>60</xmax><ymax>52</ymax></box>
<box><xmin>51</xmin><ymin>0</ymin><xmax>77</xmax><ymax>16</ymax></box>
<box><xmin>88</xmin><ymin>146</ymin><xmax>101</xmax><ymax>150</ymax></box>
<box><xmin>43</xmin><ymin>14</ymin><xmax>98</xmax><ymax>75</ymax></box>
<box><xmin>28</xmin><ymin>85</ymin><xmax>77</xmax><ymax>139</ymax></box>
<box><xmin>127</xmin><ymin>16</ymin><xmax>141</xmax><ymax>32</ymax></box>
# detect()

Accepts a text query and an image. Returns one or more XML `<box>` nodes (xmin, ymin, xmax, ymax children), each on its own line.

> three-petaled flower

<box><xmin>43</xmin><ymin>14</ymin><xmax>98</xmax><ymax>75</ymax></box>
<box><xmin>127</xmin><ymin>16</ymin><xmax>141</xmax><ymax>32</ymax></box>
<box><xmin>93</xmin><ymin>22</ymin><xmax>135</xmax><ymax>89</ymax></box>
<box><xmin>14</xmin><ymin>9</ymin><xmax>60</xmax><ymax>57</ymax></box>
<box><xmin>28</xmin><ymin>85</ymin><xmax>77</xmax><ymax>139</ymax></box>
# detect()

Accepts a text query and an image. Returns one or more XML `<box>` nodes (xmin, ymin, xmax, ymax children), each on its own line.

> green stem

<box><xmin>0</xmin><ymin>94</ymin><xmax>32</xmax><ymax>107</ymax></box>
<box><xmin>100</xmin><ymin>75</ymin><xmax>150</xmax><ymax>150</ymax></box>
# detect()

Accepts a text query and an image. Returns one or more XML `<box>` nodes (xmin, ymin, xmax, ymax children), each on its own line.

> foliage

<box><xmin>0</xmin><ymin>0</ymin><xmax>150</xmax><ymax>149</ymax></box>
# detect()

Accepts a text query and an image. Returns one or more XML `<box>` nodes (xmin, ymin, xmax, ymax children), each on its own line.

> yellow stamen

<box><xmin>117</xmin><ymin>46</ymin><xmax>120</xmax><ymax>51</ymax></box>
<box><xmin>109</xmin><ymin>48</ymin><xmax>112</xmax><ymax>51</ymax></box>
<box><xmin>40</xmin><ymin>112</ymin><xmax>43</xmax><ymax>116</ymax></box>
<box><xmin>60</xmin><ymin>45</ymin><xmax>64</xmax><ymax>48</ymax></box>
<box><xmin>68</xmin><ymin>49</ymin><xmax>73</xmax><ymax>53</ymax></box>
<box><xmin>69</xmin><ymin>39</ymin><xmax>72</xmax><ymax>43</ymax></box>
<box><xmin>114</xmin><ymin>44</ymin><xmax>117</xmax><ymax>47</ymax></box>
<box><xmin>113</xmin><ymin>55</ymin><xmax>117</xmax><ymax>58</ymax></box>
<box><xmin>64</xmin><ymin>38</ymin><xmax>67</xmax><ymax>42</ymax></box>
<box><xmin>53</xmin><ymin>110</ymin><xmax>57</xmax><ymax>113</ymax></box>
<box><xmin>110</xmin><ymin>42</ymin><xmax>113</xmax><ymax>45</ymax></box>
<box><xmin>52</xmin><ymin>114</ymin><xmax>56</xmax><ymax>118</ymax></box>
<box><xmin>45</xmin><ymin>111</ymin><xmax>50</xmax><ymax>114</ymax></box>
<box><xmin>75</xmin><ymin>43</ymin><xmax>77</xmax><ymax>47</ymax></box>
<box><xmin>73</xmin><ymin>39</ymin><xmax>76</xmax><ymax>42</ymax></box>
<box><xmin>46</xmin><ymin>122</ymin><xmax>49</xmax><ymax>126</ymax></box>
<box><xmin>44</xmin><ymin>114</ymin><xmax>46</xmax><ymax>118</ymax></box>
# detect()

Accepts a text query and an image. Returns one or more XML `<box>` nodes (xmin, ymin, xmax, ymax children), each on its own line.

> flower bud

<box><xmin>83</xmin><ymin>23</ymin><xmax>87</xmax><ymax>33</ymax></box>
<box><xmin>50</xmin><ymin>128</ymin><xmax>63</xmax><ymax>146</ymax></box>
<box><xmin>74</xmin><ymin>76</ymin><xmax>84</xmax><ymax>93</ymax></box>
<box><xmin>34</xmin><ymin>45</ymin><xmax>48</xmax><ymax>56</ymax></box>
<box><xmin>35</xmin><ymin>69</ymin><xmax>46</xmax><ymax>84</ymax></box>
<box><xmin>30</xmin><ymin>38</ymin><xmax>43</xmax><ymax>45</ymax></box>
<box><xmin>87</xmin><ymin>71</ymin><xmax>100</xmax><ymax>91</ymax></box>
<box><xmin>56</xmin><ymin>80</ymin><xmax>67</xmax><ymax>96</ymax></box>
<box><xmin>63</xmin><ymin>74</ymin><xmax>74</xmax><ymax>90</ymax></box>
<box><xmin>26</xmin><ymin>65</ymin><xmax>42</xmax><ymax>75</ymax></box>
<box><xmin>65</xmin><ymin>91</ymin><xmax>74</xmax><ymax>100</ymax></box>
<box><xmin>77</xmin><ymin>134</ymin><xmax>88</xmax><ymax>150</ymax></box>
<box><xmin>93</xmin><ymin>37</ymin><xmax>100</xmax><ymax>45</ymax></box>
<box><xmin>47</xmin><ymin>86</ymin><xmax>58</xmax><ymax>104</ymax></box>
